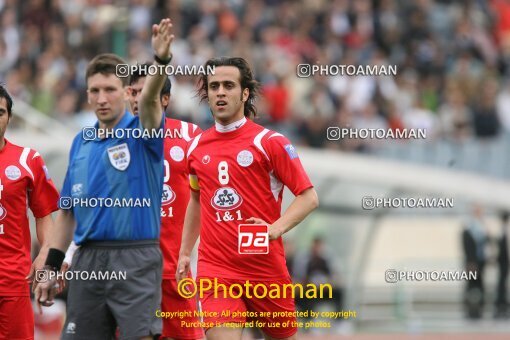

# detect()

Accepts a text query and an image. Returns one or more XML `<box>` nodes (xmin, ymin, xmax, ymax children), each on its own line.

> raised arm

<box><xmin>139</xmin><ymin>18</ymin><xmax>174</xmax><ymax>130</ymax></box>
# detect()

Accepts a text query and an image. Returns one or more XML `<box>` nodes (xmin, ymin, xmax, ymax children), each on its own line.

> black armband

<box><xmin>45</xmin><ymin>248</ymin><xmax>65</xmax><ymax>271</ymax></box>
<box><xmin>154</xmin><ymin>54</ymin><xmax>172</xmax><ymax>65</ymax></box>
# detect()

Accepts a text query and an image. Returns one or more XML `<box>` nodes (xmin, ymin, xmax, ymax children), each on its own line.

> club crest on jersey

<box><xmin>237</xmin><ymin>150</ymin><xmax>253</xmax><ymax>167</ymax></box>
<box><xmin>284</xmin><ymin>144</ymin><xmax>298</xmax><ymax>159</ymax></box>
<box><xmin>211</xmin><ymin>187</ymin><xmax>243</xmax><ymax>210</ymax></box>
<box><xmin>202</xmin><ymin>155</ymin><xmax>211</xmax><ymax>164</ymax></box>
<box><xmin>71</xmin><ymin>183</ymin><xmax>83</xmax><ymax>197</ymax></box>
<box><xmin>107</xmin><ymin>143</ymin><xmax>130</xmax><ymax>171</ymax></box>
<box><xmin>170</xmin><ymin>146</ymin><xmax>185</xmax><ymax>162</ymax></box>
<box><xmin>161</xmin><ymin>184</ymin><xmax>176</xmax><ymax>206</ymax></box>
<box><xmin>0</xmin><ymin>203</ymin><xmax>7</xmax><ymax>220</ymax></box>
<box><xmin>5</xmin><ymin>165</ymin><xmax>21</xmax><ymax>180</ymax></box>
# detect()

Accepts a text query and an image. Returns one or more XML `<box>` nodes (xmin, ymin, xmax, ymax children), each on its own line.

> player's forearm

<box><xmin>139</xmin><ymin>69</ymin><xmax>165</xmax><ymax>130</ymax></box>
<box><xmin>48</xmin><ymin>209</ymin><xmax>76</xmax><ymax>252</ymax></box>
<box><xmin>272</xmin><ymin>187</ymin><xmax>319</xmax><ymax>235</ymax></box>
<box><xmin>35</xmin><ymin>215</ymin><xmax>54</xmax><ymax>249</ymax></box>
<box><xmin>179</xmin><ymin>194</ymin><xmax>201</xmax><ymax>257</ymax></box>
<box><xmin>140</xmin><ymin>18</ymin><xmax>174</xmax><ymax>130</ymax></box>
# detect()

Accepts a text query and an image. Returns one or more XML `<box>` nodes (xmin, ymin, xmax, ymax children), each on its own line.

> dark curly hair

<box><xmin>0</xmin><ymin>85</ymin><xmax>13</xmax><ymax>117</ymax></box>
<box><xmin>197</xmin><ymin>57</ymin><xmax>260</xmax><ymax>119</ymax></box>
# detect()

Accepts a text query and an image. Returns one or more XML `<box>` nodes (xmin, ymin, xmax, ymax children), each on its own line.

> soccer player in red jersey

<box><xmin>176</xmin><ymin>58</ymin><xmax>319</xmax><ymax>340</ymax></box>
<box><xmin>0</xmin><ymin>85</ymin><xmax>60</xmax><ymax>339</ymax></box>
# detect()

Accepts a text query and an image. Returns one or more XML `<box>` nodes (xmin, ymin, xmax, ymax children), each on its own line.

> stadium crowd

<box><xmin>1</xmin><ymin>0</ymin><xmax>510</xmax><ymax>151</ymax></box>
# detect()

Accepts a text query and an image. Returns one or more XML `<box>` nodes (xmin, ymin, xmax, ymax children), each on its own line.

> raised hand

<box><xmin>26</xmin><ymin>247</ymin><xmax>48</xmax><ymax>286</ymax></box>
<box><xmin>151</xmin><ymin>18</ymin><xmax>174</xmax><ymax>62</ymax></box>
<box><xmin>246</xmin><ymin>216</ymin><xmax>282</xmax><ymax>240</ymax></box>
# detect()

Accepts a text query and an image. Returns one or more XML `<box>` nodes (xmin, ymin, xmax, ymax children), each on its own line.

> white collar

<box><xmin>215</xmin><ymin>117</ymin><xmax>247</xmax><ymax>133</ymax></box>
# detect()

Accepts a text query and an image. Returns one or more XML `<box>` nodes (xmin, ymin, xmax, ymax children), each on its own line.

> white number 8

<box><xmin>218</xmin><ymin>161</ymin><xmax>229</xmax><ymax>185</ymax></box>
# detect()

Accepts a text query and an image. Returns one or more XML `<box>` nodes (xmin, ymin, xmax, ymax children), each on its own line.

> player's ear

<box><xmin>242</xmin><ymin>88</ymin><xmax>249</xmax><ymax>102</ymax></box>
<box><xmin>161</xmin><ymin>94</ymin><xmax>170</xmax><ymax>108</ymax></box>
<box><xmin>123</xmin><ymin>86</ymin><xmax>130</xmax><ymax>101</ymax></box>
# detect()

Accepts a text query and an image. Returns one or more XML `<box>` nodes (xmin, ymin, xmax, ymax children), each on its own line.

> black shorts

<box><xmin>62</xmin><ymin>240</ymin><xmax>162</xmax><ymax>340</ymax></box>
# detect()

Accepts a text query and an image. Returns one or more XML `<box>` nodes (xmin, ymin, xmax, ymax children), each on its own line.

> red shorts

<box><xmin>161</xmin><ymin>279</ymin><xmax>204</xmax><ymax>340</ymax></box>
<box><xmin>199</xmin><ymin>277</ymin><xmax>297</xmax><ymax>339</ymax></box>
<box><xmin>0</xmin><ymin>296</ymin><xmax>34</xmax><ymax>340</ymax></box>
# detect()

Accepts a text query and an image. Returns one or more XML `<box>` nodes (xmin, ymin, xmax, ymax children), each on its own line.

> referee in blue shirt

<box><xmin>35</xmin><ymin>19</ymin><xmax>175</xmax><ymax>339</ymax></box>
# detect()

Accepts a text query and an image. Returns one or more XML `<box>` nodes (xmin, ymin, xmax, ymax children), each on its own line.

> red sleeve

<box><xmin>27</xmin><ymin>152</ymin><xmax>59</xmax><ymax>218</ymax></box>
<box><xmin>263</xmin><ymin>134</ymin><xmax>313</xmax><ymax>196</ymax></box>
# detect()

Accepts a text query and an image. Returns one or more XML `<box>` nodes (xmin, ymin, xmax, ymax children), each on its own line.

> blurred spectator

<box><xmin>495</xmin><ymin>211</ymin><xmax>510</xmax><ymax>319</ymax></box>
<box><xmin>298</xmin><ymin>113</ymin><xmax>328</xmax><ymax>148</ymax></box>
<box><xmin>402</xmin><ymin>96</ymin><xmax>440</xmax><ymax>137</ymax></box>
<box><xmin>462</xmin><ymin>204</ymin><xmax>489</xmax><ymax>319</ymax></box>
<box><xmin>352</xmin><ymin>102</ymin><xmax>388</xmax><ymax>151</ymax></box>
<box><xmin>496</xmin><ymin>79</ymin><xmax>510</xmax><ymax>133</ymax></box>
<box><xmin>297</xmin><ymin>237</ymin><xmax>343</xmax><ymax>320</ymax></box>
<box><xmin>438</xmin><ymin>82</ymin><xmax>472</xmax><ymax>141</ymax></box>
<box><xmin>262</xmin><ymin>75</ymin><xmax>290</xmax><ymax>124</ymax></box>
<box><xmin>472</xmin><ymin>78</ymin><xmax>501</xmax><ymax>139</ymax></box>
<box><xmin>0</xmin><ymin>8</ymin><xmax>19</xmax><ymax>77</ymax></box>
<box><xmin>385</xmin><ymin>101</ymin><xmax>405</xmax><ymax>132</ymax></box>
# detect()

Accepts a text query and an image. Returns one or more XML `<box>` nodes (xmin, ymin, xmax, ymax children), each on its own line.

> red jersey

<box><xmin>0</xmin><ymin>139</ymin><xmax>59</xmax><ymax>296</ymax></box>
<box><xmin>160</xmin><ymin>118</ymin><xmax>201</xmax><ymax>278</ymax></box>
<box><xmin>187</xmin><ymin>120</ymin><xmax>313</xmax><ymax>280</ymax></box>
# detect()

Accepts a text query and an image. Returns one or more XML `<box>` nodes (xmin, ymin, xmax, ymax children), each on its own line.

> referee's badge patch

<box><xmin>107</xmin><ymin>143</ymin><xmax>130</xmax><ymax>171</ymax></box>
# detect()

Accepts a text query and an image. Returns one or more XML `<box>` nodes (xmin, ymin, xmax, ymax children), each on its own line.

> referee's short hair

<box><xmin>129</xmin><ymin>61</ymin><xmax>172</xmax><ymax>99</ymax></box>
<box><xmin>0</xmin><ymin>85</ymin><xmax>13</xmax><ymax>118</ymax></box>
<box><xmin>86</xmin><ymin>53</ymin><xmax>128</xmax><ymax>86</ymax></box>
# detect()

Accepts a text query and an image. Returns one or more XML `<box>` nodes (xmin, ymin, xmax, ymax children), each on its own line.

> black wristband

<box><xmin>154</xmin><ymin>54</ymin><xmax>172</xmax><ymax>65</ymax></box>
<box><xmin>45</xmin><ymin>248</ymin><xmax>65</xmax><ymax>270</ymax></box>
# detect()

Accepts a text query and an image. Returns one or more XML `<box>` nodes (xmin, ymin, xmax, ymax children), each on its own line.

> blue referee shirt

<box><xmin>61</xmin><ymin>111</ymin><xmax>164</xmax><ymax>244</ymax></box>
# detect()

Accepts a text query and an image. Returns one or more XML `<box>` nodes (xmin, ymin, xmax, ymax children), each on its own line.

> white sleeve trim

<box><xmin>19</xmin><ymin>148</ymin><xmax>34</xmax><ymax>180</ymax></box>
<box><xmin>253</xmin><ymin>129</ymin><xmax>270</xmax><ymax>161</ymax></box>
<box><xmin>187</xmin><ymin>133</ymin><xmax>202</xmax><ymax>158</ymax></box>
<box><xmin>181</xmin><ymin>121</ymin><xmax>192</xmax><ymax>142</ymax></box>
